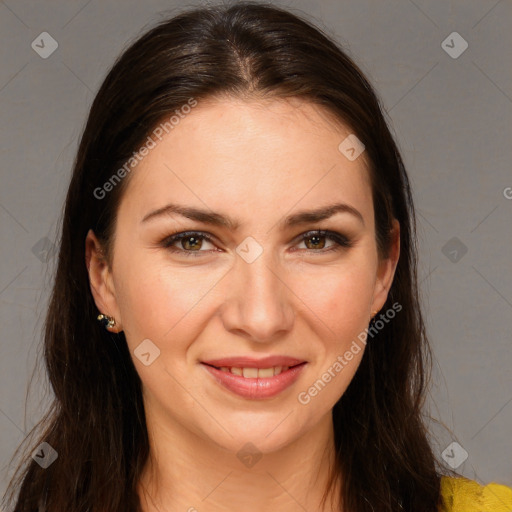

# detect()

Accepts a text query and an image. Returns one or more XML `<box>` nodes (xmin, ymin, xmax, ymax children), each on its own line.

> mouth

<box><xmin>200</xmin><ymin>359</ymin><xmax>307</xmax><ymax>400</ymax></box>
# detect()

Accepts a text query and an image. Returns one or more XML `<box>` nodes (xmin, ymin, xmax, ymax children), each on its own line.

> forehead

<box><xmin>119</xmin><ymin>97</ymin><xmax>372</xmax><ymax>223</ymax></box>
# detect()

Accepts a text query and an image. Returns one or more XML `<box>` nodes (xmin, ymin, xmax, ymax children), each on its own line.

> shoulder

<box><xmin>439</xmin><ymin>475</ymin><xmax>512</xmax><ymax>512</ymax></box>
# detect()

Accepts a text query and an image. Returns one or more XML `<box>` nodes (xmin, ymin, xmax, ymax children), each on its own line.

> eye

<box><xmin>160</xmin><ymin>229</ymin><xmax>352</xmax><ymax>257</ymax></box>
<box><xmin>293</xmin><ymin>230</ymin><xmax>352</xmax><ymax>254</ymax></box>
<box><xmin>162</xmin><ymin>231</ymin><xmax>217</xmax><ymax>256</ymax></box>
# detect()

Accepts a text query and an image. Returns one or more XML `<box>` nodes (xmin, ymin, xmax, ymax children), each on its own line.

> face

<box><xmin>86</xmin><ymin>96</ymin><xmax>399</xmax><ymax>456</ymax></box>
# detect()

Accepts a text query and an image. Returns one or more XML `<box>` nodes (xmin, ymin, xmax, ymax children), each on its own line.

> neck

<box><xmin>137</xmin><ymin>410</ymin><xmax>342</xmax><ymax>512</ymax></box>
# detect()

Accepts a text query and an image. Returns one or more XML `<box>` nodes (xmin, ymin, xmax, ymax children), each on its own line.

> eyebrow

<box><xmin>141</xmin><ymin>201</ymin><xmax>365</xmax><ymax>229</ymax></box>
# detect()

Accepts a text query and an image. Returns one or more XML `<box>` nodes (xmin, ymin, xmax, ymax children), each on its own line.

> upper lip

<box><xmin>201</xmin><ymin>356</ymin><xmax>306</xmax><ymax>369</ymax></box>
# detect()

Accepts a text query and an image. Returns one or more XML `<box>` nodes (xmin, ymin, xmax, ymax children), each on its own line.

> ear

<box><xmin>371</xmin><ymin>219</ymin><xmax>400</xmax><ymax>315</ymax></box>
<box><xmin>85</xmin><ymin>229</ymin><xmax>123</xmax><ymax>332</ymax></box>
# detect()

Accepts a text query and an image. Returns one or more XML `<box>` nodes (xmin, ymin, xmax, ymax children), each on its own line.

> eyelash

<box><xmin>160</xmin><ymin>230</ymin><xmax>352</xmax><ymax>257</ymax></box>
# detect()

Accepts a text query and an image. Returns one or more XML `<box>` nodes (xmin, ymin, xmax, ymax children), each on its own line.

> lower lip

<box><xmin>201</xmin><ymin>363</ymin><xmax>307</xmax><ymax>400</ymax></box>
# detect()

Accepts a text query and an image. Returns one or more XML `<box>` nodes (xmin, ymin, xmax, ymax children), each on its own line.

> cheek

<box><xmin>292</xmin><ymin>266</ymin><xmax>373</xmax><ymax>409</ymax></box>
<box><xmin>294</xmin><ymin>262</ymin><xmax>375</xmax><ymax>337</ymax></box>
<box><xmin>114</xmin><ymin>257</ymin><xmax>221</xmax><ymax>349</ymax></box>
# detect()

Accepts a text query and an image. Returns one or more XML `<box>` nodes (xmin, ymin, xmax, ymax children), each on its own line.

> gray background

<box><xmin>1</xmin><ymin>0</ymin><xmax>511</xmax><ymax>502</ymax></box>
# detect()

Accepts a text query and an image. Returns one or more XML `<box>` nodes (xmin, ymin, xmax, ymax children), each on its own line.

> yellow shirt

<box><xmin>440</xmin><ymin>475</ymin><xmax>512</xmax><ymax>511</ymax></box>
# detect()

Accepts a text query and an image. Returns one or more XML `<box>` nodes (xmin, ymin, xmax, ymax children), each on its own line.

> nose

<box><xmin>220</xmin><ymin>251</ymin><xmax>295</xmax><ymax>343</ymax></box>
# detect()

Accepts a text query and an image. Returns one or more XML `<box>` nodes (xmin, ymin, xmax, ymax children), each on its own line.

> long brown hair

<box><xmin>3</xmin><ymin>2</ymin><xmax>445</xmax><ymax>510</ymax></box>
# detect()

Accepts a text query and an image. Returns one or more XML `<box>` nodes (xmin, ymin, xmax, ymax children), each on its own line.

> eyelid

<box><xmin>292</xmin><ymin>229</ymin><xmax>351</xmax><ymax>246</ymax></box>
<box><xmin>161</xmin><ymin>230</ymin><xmax>217</xmax><ymax>250</ymax></box>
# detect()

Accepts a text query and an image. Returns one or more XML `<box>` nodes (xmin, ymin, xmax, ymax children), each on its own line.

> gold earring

<box><xmin>97</xmin><ymin>313</ymin><xmax>116</xmax><ymax>330</ymax></box>
<box><xmin>371</xmin><ymin>310</ymin><xmax>379</xmax><ymax>318</ymax></box>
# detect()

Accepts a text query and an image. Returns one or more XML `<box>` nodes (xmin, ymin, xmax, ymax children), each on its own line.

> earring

<box><xmin>97</xmin><ymin>313</ymin><xmax>116</xmax><ymax>330</ymax></box>
<box><xmin>371</xmin><ymin>310</ymin><xmax>379</xmax><ymax>319</ymax></box>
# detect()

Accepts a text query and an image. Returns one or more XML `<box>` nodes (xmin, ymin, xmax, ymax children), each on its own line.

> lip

<box><xmin>201</xmin><ymin>361</ymin><xmax>307</xmax><ymax>400</ymax></box>
<box><xmin>201</xmin><ymin>355</ymin><xmax>306</xmax><ymax>369</ymax></box>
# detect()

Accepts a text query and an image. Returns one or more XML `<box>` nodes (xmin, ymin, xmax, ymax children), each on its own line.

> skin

<box><xmin>85</xmin><ymin>96</ymin><xmax>400</xmax><ymax>512</ymax></box>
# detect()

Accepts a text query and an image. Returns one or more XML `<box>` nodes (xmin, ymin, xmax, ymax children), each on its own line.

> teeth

<box><xmin>243</xmin><ymin>367</ymin><xmax>258</xmax><ymax>378</ymax></box>
<box><xmin>217</xmin><ymin>366</ymin><xmax>290</xmax><ymax>378</ymax></box>
<box><xmin>257</xmin><ymin>367</ymin><xmax>274</xmax><ymax>378</ymax></box>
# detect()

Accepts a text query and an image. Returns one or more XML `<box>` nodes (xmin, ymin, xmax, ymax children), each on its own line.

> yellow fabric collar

<box><xmin>439</xmin><ymin>475</ymin><xmax>512</xmax><ymax>511</ymax></box>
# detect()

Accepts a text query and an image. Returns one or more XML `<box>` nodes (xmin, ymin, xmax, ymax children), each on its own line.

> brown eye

<box><xmin>296</xmin><ymin>230</ymin><xmax>352</xmax><ymax>253</ymax></box>
<box><xmin>180</xmin><ymin>235</ymin><xmax>203</xmax><ymax>251</ymax></box>
<box><xmin>162</xmin><ymin>231</ymin><xmax>217</xmax><ymax>256</ymax></box>
<box><xmin>303</xmin><ymin>233</ymin><xmax>328</xmax><ymax>250</ymax></box>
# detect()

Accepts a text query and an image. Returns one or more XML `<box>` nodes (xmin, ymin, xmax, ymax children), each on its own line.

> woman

<box><xmin>3</xmin><ymin>2</ymin><xmax>511</xmax><ymax>511</ymax></box>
